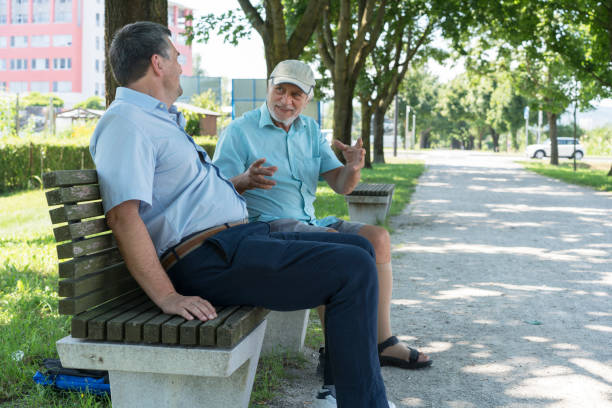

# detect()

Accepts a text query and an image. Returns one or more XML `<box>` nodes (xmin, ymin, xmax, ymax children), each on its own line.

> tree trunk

<box><xmin>331</xmin><ymin>81</ymin><xmax>355</xmax><ymax>162</ymax></box>
<box><xmin>420</xmin><ymin>128</ymin><xmax>431</xmax><ymax>149</ymax></box>
<box><xmin>547</xmin><ymin>112</ymin><xmax>559</xmax><ymax>165</ymax></box>
<box><xmin>104</xmin><ymin>0</ymin><xmax>168</xmax><ymax>107</ymax></box>
<box><xmin>373</xmin><ymin>107</ymin><xmax>385</xmax><ymax>163</ymax></box>
<box><xmin>608</xmin><ymin>164</ymin><xmax>612</xmax><ymax>176</ymax></box>
<box><xmin>360</xmin><ymin>100</ymin><xmax>373</xmax><ymax>169</ymax></box>
<box><xmin>490</xmin><ymin>127</ymin><xmax>499</xmax><ymax>152</ymax></box>
<box><xmin>451</xmin><ymin>138</ymin><xmax>461</xmax><ymax>149</ymax></box>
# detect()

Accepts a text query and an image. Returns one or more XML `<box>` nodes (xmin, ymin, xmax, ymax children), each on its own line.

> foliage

<box><xmin>521</xmin><ymin>161</ymin><xmax>612</xmax><ymax>191</ymax></box>
<box><xmin>0</xmin><ymin>93</ymin><xmax>17</xmax><ymax>138</ymax></box>
<box><xmin>182</xmin><ymin>90</ymin><xmax>227</xmax><ymax>136</ymax></box>
<box><xmin>74</xmin><ymin>96</ymin><xmax>105</xmax><ymax>110</ymax></box>
<box><xmin>581</xmin><ymin>125</ymin><xmax>612</xmax><ymax>156</ymax></box>
<box><xmin>20</xmin><ymin>92</ymin><xmax>64</xmax><ymax>108</ymax></box>
<box><xmin>0</xmin><ymin>137</ymin><xmax>217</xmax><ymax>193</ymax></box>
<box><xmin>57</xmin><ymin>120</ymin><xmax>98</xmax><ymax>140</ymax></box>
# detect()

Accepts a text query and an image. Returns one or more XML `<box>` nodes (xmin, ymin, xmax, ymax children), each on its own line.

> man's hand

<box><xmin>231</xmin><ymin>158</ymin><xmax>278</xmax><ymax>194</ymax></box>
<box><xmin>158</xmin><ymin>292</ymin><xmax>218</xmax><ymax>321</ymax></box>
<box><xmin>333</xmin><ymin>138</ymin><xmax>365</xmax><ymax>171</ymax></box>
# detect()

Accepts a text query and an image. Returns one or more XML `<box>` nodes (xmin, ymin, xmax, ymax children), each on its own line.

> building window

<box><xmin>95</xmin><ymin>83</ymin><xmax>99</xmax><ymax>96</ymax></box>
<box><xmin>53</xmin><ymin>57</ymin><xmax>71</xmax><ymax>70</ymax></box>
<box><xmin>33</xmin><ymin>0</ymin><xmax>51</xmax><ymax>23</ymax></box>
<box><xmin>167</xmin><ymin>7</ymin><xmax>174</xmax><ymax>26</ymax></box>
<box><xmin>0</xmin><ymin>0</ymin><xmax>6</xmax><ymax>25</ymax></box>
<box><xmin>53</xmin><ymin>34</ymin><xmax>72</xmax><ymax>47</ymax></box>
<box><xmin>95</xmin><ymin>59</ymin><xmax>100</xmax><ymax>72</ymax></box>
<box><xmin>31</xmin><ymin>81</ymin><xmax>49</xmax><ymax>92</ymax></box>
<box><xmin>95</xmin><ymin>36</ymin><xmax>100</xmax><ymax>50</ymax></box>
<box><xmin>10</xmin><ymin>35</ymin><xmax>27</xmax><ymax>47</ymax></box>
<box><xmin>53</xmin><ymin>81</ymin><xmax>72</xmax><ymax>92</ymax></box>
<box><xmin>10</xmin><ymin>58</ymin><xmax>27</xmax><ymax>70</ymax></box>
<box><xmin>54</xmin><ymin>0</ymin><xmax>72</xmax><ymax>23</ymax></box>
<box><xmin>10</xmin><ymin>81</ymin><xmax>28</xmax><ymax>93</ymax></box>
<box><xmin>31</xmin><ymin>35</ymin><xmax>50</xmax><ymax>47</ymax></box>
<box><xmin>177</xmin><ymin>8</ymin><xmax>187</xmax><ymax>29</ymax></box>
<box><xmin>0</xmin><ymin>82</ymin><xmax>6</xmax><ymax>91</ymax></box>
<box><xmin>95</xmin><ymin>12</ymin><xmax>100</xmax><ymax>26</ymax></box>
<box><xmin>0</xmin><ymin>59</ymin><xmax>6</xmax><ymax>70</ymax></box>
<box><xmin>31</xmin><ymin>58</ymin><xmax>49</xmax><ymax>70</ymax></box>
<box><xmin>0</xmin><ymin>37</ymin><xmax>6</xmax><ymax>47</ymax></box>
<box><xmin>178</xmin><ymin>55</ymin><xmax>187</xmax><ymax>65</ymax></box>
<box><xmin>11</xmin><ymin>0</ymin><xmax>29</xmax><ymax>24</ymax></box>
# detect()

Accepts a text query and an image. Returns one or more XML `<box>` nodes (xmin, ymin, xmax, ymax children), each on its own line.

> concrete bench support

<box><xmin>262</xmin><ymin>309</ymin><xmax>310</xmax><ymax>354</ymax></box>
<box><xmin>56</xmin><ymin>320</ymin><xmax>267</xmax><ymax>408</ymax></box>
<box><xmin>345</xmin><ymin>194</ymin><xmax>394</xmax><ymax>225</ymax></box>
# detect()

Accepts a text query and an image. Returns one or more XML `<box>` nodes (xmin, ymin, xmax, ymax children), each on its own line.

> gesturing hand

<box><xmin>233</xmin><ymin>158</ymin><xmax>278</xmax><ymax>194</ymax></box>
<box><xmin>333</xmin><ymin>138</ymin><xmax>365</xmax><ymax>171</ymax></box>
<box><xmin>158</xmin><ymin>292</ymin><xmax>217</xmax><ymax>321</ymax></box>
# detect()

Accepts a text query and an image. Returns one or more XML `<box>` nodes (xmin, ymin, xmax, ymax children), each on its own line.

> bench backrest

<box><xmin>43</xmin><ymin>169</ymin><xmax>268</xmax><ymax>347</ymax></box>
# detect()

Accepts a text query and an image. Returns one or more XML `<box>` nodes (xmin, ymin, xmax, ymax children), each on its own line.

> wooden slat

<box><xmin>87</xmin><ymin>295</ymin><xmax>151</xmax><ymax>340</ymax></box>
<box><xmin>217</xmin><ymin>307</ymin><xmax>269</xmax><ymax>348</ymax></box>
<box><xmin>106</xmin><ymin>301</ymin><xmax>157</xmax><ymax>341</ymax></box>
<box><xmin>59</xmin><ymin>248</ymin><xmax>123</xmax><ymax>279</ymax></box>
<box><xmin>53</xmin><ymin>218</ymin><xmax>109</xmax><ymax>242</ymax></box>
<box><xmin>143</xmin><ymin>313</ymin><xmax>174</xmax><ymax>343</ymax></box>
<box><xmin>179</xmin><ymin>307</ymin><xmax>226</xmax><ymax>346</ymax></box>
<box><xmin>49</xmin><ymin>202</ymin><xmax>104</xmax><ymax>224</ymax></box>
<box><xmin>71</xmin><ymin>289</ymin><xmax>144</xmax><ymax>338</ymax></box>
<box><xmin>125</xmin><ymin>308</ymin><xmax>163</xmax><ymax>343</ymax></box>
<box><xmin>59</xmin><ymin>263</ymin><xmax>130</xmax><ymax>298</ymax></box>
<box><xmin>161</xmin><ymin>316</ymin><xmax>188</xmax><ymax>344</ymax></box>
<box><xmin>56</xmin><ymin>233</ymin><xmax>115</xmax><ymax>259</ymax></box>
<box><xmin>58</xmin><ymin>276</ymin><xmax>139</xmax><ymax>315</ymax></box>
<box><xmin>43</xmin><ymin>170</ymin><xmax>98</xmax><ymax>188</ymax></box>
<box><xmin>199</xmin><ymin>306</ymin><xmax>240</xmax><ymax>346</ymax></box>
<box><xmin>350</xmin><ymin>183</ymin><xmax>395</xmax><ymax>196</ymax></box>
<box><xmin>46</xmin><ymin>185</ymin><xmax>100</xmax><ymax>206</ymax></box>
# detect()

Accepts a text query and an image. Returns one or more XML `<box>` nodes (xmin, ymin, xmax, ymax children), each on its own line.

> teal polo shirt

<box><xmin>213</xmin><ymin>103</ymin><xmax>342</xmax><ymax>225</ymax></box>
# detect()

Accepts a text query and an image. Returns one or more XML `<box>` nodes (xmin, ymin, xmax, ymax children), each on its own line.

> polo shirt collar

<box><xmin>115</xmin><ymin>87</ymin><xmax>169</xmax><ymax>112</ymax></box>
<box><xmin>259</xmin><ymin>103</ymin><xmax>304</xmax><ymax>130</ymax></box>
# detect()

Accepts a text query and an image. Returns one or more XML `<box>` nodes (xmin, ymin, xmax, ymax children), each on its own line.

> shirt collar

<box><xmin>259</xmin><ymin>102</ymin><xmax>304</xmax><ymax>130</ymax></box>
<box><xmin>114</xmin><ymin>87</ymin><xmax>170</xmax><ymax>113</ymax></box>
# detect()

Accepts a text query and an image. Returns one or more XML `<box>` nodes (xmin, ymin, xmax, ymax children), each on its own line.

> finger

<box><xmin>200</xmin><ymin>300</ymin><xmax>217</xmax><ymax>319</ymax></box>
<box><xmin>251</xmin><ymin>158</ymin><xmax>267</xmax><ymax>168</ymax></box>
<box><xmin>255</xmin><ymin>167</ymin><xmax>277</xmax><ymax>177</ymax></box>
<box><xmin>189</xmin><ymin>297</ymin><xmax>217</xmax><ymax>320</ymax></box>
<box><xmin>332</xmin><ymin>140</ymin><xmax>347</xmax><ymax>150</ymax></box>
<box><xmin>354</xmin><ymin>138</ymin><xmax>363</xmax><ymax>148</ymax></box>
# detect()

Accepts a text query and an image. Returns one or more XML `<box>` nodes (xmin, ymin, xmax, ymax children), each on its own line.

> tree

<box><xmin>104</xmin><ymin>0</ymin><xmax>168</xmax><ymax>106</ymax></box>
<box><xmin>74</xmin><ymin>96</ymin><xmax>105</xmax><ymax>110</ymax></box>
<box><xmin>317</xmin><ymin>0</ymin><xmax>387</xmax><ymax>152</ymax></box>
<box><xmin>357</xmin><ymin>0</ymin><xmax>434</xmax><ymax>165</ymax></box>
<box><xmin>20</xmin><ymin>92</ymin><xmax>64</xmax><ymax>108</ymax></box>
<box><xmin>188</xmin><ymin>0</ymin><xmax>324</xmax><ymax>76</ymax></box>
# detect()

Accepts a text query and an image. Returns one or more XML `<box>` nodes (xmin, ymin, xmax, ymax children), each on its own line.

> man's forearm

<box><xmin>107</xmin><ymin>204</ymin><xmax>177</xmax><ymax>306</ymax></box>
<box><xmin>327</xmin><ymin>165</ymin><xmax>361</xmax><ymax>195</ymax></box>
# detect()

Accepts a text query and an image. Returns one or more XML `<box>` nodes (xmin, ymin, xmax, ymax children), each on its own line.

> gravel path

<box><xmin>269</xmin><ymin>150</ymin><xmax>612</xmax><ymax>408</ymax></box>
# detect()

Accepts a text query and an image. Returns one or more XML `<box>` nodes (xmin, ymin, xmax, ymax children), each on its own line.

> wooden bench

<box><xmin>345</xmin><ymin>183</ymin><xmax>395</xmax><ymax>225</ymax></box>
<box><xmin>43</xmin><ymin>169</ymin><xmax>270</xmax><ymax>408</ymax></box>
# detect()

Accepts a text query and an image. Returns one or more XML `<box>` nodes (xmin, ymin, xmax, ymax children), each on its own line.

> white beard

<box><xmin>268</xmin><ymin>103</ymin><xmax>297</xmax><ymax>127</ymax></box>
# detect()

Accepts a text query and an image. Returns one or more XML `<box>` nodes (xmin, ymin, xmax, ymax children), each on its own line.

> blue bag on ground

<box><xmin>33</xmin><ymin>358</ymin><xmax>110</xmax><ymax>395</ymax></box>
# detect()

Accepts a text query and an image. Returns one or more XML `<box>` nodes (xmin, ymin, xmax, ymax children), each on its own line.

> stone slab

<box><xmin>262</xmin><ymin>309</ymin><xmax>309</xmax><ymax>354</ymax></box>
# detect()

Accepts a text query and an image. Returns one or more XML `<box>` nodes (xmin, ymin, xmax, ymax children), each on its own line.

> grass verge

<box><xmin>0</xmin><ymin>161</ymin><xmax>424</xmax><ymax>407</ymax></box>
<box><xmin>520</xmin><ymin>160</ymin><xmax>612</xmax><ymax>191</ymax></box>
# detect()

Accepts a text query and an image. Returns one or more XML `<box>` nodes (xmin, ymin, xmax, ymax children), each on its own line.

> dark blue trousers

<box><xmin>167</xmin><ymin>222</ymin><xmax>389</xmax><ymax>408</ymax></box>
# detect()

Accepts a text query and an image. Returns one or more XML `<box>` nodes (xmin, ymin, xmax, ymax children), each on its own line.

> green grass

<box><xmin>0</xmin><ymin>161</ymin><xmax>424</xmax><ymax>407</ymax></box>
<box><xmin>521</xmin><ymin>160</ymin><xmax>612</xmax><ymax>191</ymax></box>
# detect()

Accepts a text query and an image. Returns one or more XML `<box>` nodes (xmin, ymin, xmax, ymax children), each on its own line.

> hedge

<box><xmin>0</xmin><ymin>136</ymin><xmax>217</xmax><ymax>193</ymax></box>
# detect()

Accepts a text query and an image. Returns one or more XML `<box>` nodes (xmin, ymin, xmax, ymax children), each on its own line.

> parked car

<box><xmin>526</xmin><ymin>137</ymin><xmax>585</xmax><ymax>160</ymax></box>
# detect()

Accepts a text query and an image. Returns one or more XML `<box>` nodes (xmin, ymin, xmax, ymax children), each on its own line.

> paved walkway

<box><xmin>384</xmin><ymin>151</ymin><xmax>612</xmax><ymax>407</ymax></box>
<box><xmin>270</xmin><ymin>151</ymin><xmax>611</xmax><ymax>407</ymax></box>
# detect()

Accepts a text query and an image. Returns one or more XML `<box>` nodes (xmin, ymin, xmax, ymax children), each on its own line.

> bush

<box><xmin>74</xmin><ymin>96</ymin><xmax>105</xmax><ymax>110</ymax></box>
<box><xmin>0</xmin><ymin>136</ymin><xmax>218</xmax><ymax>193</ymax></box>
<box><xmin>582</xmin><ymin>125</ymin><xmax>612</xmax><ymax>156</ymax></box>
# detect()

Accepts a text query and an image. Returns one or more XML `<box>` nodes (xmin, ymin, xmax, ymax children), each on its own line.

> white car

<box><xmin>526</xmin><ymin>137</ymin><xmax>585</xmax><ymax>160</ymax></box>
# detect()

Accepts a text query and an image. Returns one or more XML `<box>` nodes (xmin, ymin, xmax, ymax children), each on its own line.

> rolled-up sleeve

<box><xmin>90</xmin><ymin>114</ymin><xmax>156</xmax><ymax>214</ymax></box>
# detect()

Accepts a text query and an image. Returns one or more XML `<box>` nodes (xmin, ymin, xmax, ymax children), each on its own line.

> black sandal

<box><xmin>378</xmin><ymin>336</ymin><xmax>433</xmax><ymax>369</ymax></box>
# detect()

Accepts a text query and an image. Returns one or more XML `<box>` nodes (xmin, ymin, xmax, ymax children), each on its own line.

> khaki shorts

<box><xmin>268</xmin><ymin>218</ymin><xmax>365</xmax><ymax>235</ymax></box>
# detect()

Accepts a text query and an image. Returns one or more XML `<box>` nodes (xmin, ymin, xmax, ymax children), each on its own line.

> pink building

<box><xmin>0</xmin><ymin>0</ymin><xmax>192</xmax><ymax>106</ymax></box>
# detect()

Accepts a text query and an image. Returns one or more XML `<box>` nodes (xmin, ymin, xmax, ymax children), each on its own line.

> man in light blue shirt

<box><xmin>90</xmin><ymin>22</ymin><xmax>393</xmax><ymax>408</ymax></box>
<box><xmin>214</xmin><ymin>60</ymin><xmax>432</xmax><ymax>375</ymax></box>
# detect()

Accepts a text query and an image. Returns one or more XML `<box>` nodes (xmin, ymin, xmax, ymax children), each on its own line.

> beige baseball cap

<box><xmin>269</xmin><ymin>60</ymin><xmax>315</xmax><ymax>94</ymax></box>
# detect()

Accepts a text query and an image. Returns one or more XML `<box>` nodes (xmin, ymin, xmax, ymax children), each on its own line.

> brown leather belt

<box><xmin>160</xmin><ymin>220</ymin><xmax>246</xmax><ymax>270</ymax></box>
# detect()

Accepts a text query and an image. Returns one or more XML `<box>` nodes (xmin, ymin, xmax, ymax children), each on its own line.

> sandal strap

<box><xmin>407</xmin><ymin>347</ymin><xmax>419</xmax><ymax>363</ymax></box>
<box><xmin>377</xmin><ymin>335</ymin><xmax>399</xmax><ymax>354</ymax></box>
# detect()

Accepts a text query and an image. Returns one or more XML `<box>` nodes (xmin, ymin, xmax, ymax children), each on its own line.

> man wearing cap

<box><xmin>213</xmin><ymin>59</ymin><xmax>432</xmax><ymax>384</ymax></box>
<box><xmin>91</xmin><ymin>22</ymin><xmax>394</xmax><ymax>408</ymax></box>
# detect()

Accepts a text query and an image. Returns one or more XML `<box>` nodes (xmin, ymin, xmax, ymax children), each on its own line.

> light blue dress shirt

<box><xmin>90</xmin><ymin>87</ymin><xmax>247</xmax><ymax>256</ymax></box>
<box><xmin>213</xmin><ymin>103</ymin><xmax>342</xmax><ymax>225</ymax></box>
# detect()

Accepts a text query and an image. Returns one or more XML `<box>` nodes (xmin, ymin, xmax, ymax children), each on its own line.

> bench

<box><xmin>43</xmin><ymin>169</ymin><xmax>270</xmax><ymax>408</ymax></box>
<box><xmin>345</xmin><ymin>183</ymin><xmax>395</xmax><ymax>225</ymax></box>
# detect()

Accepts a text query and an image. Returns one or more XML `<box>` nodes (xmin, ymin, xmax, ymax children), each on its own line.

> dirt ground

<box><xmin>267</xmin><ymin>150</ymin><xmax>612</xmax><ymax>408</ymax></box>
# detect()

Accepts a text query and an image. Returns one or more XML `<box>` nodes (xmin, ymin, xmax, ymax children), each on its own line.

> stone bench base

<box><xmin>345</xmin><ymin>194</ymin><xmax>393</xmax><ymax>225</ymax></box>
<box><xmin>56</xmin><ymin>320</ymin><xmax>267</xmax><ymax>408</ymax></box>
<box><xmin>262</xmin><ymin>309</ymin><xmax>310</xmax><ymax>354</ymax></box>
